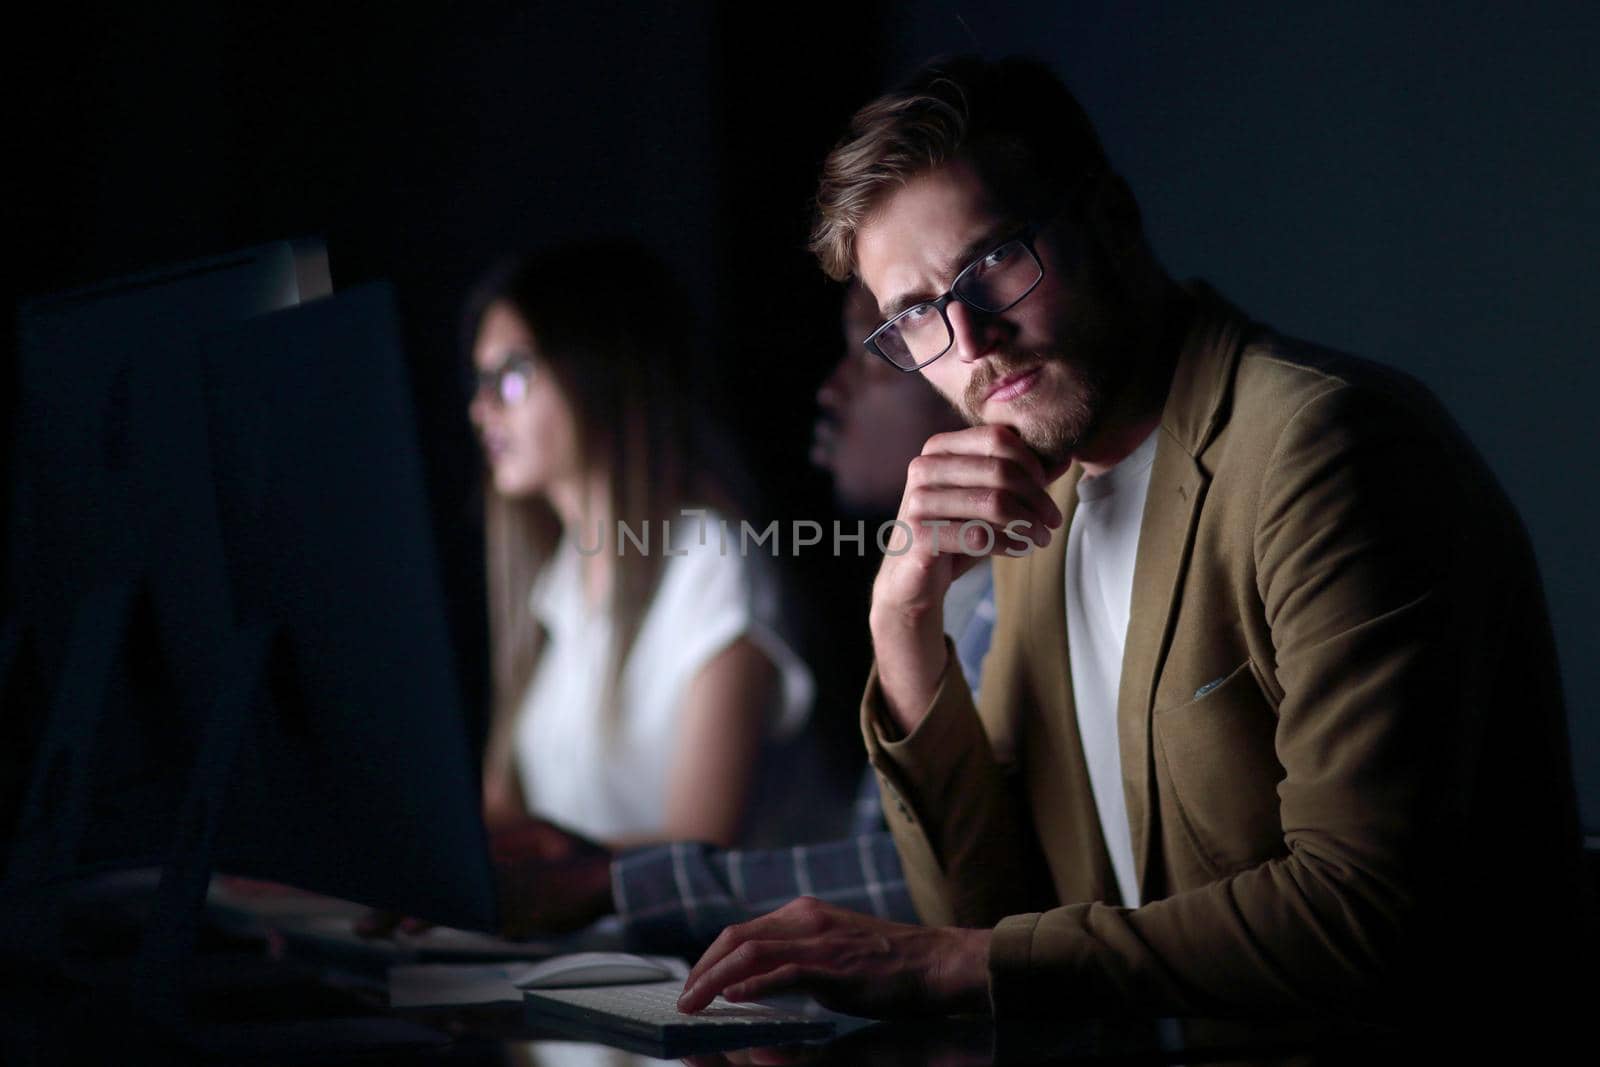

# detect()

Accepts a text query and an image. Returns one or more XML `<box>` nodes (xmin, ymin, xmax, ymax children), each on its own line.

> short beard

<box><xmin>961</xmin><ymin>352</ymin><xmax>1109</xmax><ymax>468</ymax></box>
<box><xmin>957</xmin><ymin>240</ymin><xmax>1139</xmax><ymax>468</ymax></box>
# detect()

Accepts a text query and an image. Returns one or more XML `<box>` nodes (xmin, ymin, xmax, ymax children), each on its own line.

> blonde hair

<box><xmin>810</xmin><ymin>55</ymin><xmax>1109</xmax><ymax>282</ymax></box>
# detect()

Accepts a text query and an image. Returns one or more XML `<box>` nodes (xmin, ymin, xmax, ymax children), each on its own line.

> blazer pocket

<box><xmin>1152</xmin><ymin>660</ymin><xmax>1285</xmax><ymax>876</ymax></box>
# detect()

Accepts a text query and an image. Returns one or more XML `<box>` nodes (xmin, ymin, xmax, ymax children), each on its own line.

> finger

<box><xmin>681</xmin><ymin>939</ymin><xmax>835</xmax><ymax>1013</ymax></box>
<box><xmin>920</xmin><ymin>425</ymin><xmax>1045</xmax><ymax>481</ymax></box>
<box><xmin>682</xmin><ymin>939</ymin><xmax>788</xmax><ymax>1013</ymax></box>
<box><xmin>684</xmin><ymin>923</ymin><xmax>750</xmax><ymax>996</ymax></box>
<box><xmin>683</xmin><ymin>899</ymin><xmax>830</xmax><ymax>993</ymax></box>
<box><xmin>905</xmin><ymin>485</ymin><xmax>1059</xmax><ymax>541</ymax></box>
<box><xmin>888</xmin><ymin>510</ymin><xmax>1052</xmax><ymax>561</ymax></box>
<box><xmin>905</xmin><ymin>453</ymin><xmax>1063</xmax><ymax>528</ymax></box>
<box><xmin>903</xmin><ymin>492</ymin><xmax>1058</xmax><ymax>550</ymax></box>
<box><xmin>902</xmin><ymin>515</ymin><xmax>1051</xmax><ymax>559</ymax></box>
<box><xmin>906</xmin><ymin>449</ymin><xmax>1055</xmax><ymax>495</ymax></box>
<box><xmin>722</xmin><ymin>961</ymin><xmax>812</xmax><ymax>1003</ymax></box>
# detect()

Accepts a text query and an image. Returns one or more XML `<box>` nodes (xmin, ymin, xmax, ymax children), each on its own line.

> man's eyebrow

<box><xmin>877</xmin><ymin>223</ymin><xmax>1020</xmax><ymax>320</ymax></box>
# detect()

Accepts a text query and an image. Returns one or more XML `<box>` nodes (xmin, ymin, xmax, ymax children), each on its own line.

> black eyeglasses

<box><xmin>472</xmin><ymin>353</ymin><xmax>537</xmax><ymax>406</ymax></box>
<box><xmin>862</xmin><ymin>221</ymin><xmax>1049</xmax><ymax>372</ymax></box>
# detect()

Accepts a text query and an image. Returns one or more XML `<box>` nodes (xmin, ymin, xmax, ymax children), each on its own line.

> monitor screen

<box><xmin>200</xmin><ymin>283</ymin><xmax>496</xmax><ymax>931</ymax></box>
<box><xmin>3</xmin><ymin>240</ymin><xmax>330</xmax><ymax>873</ymax></box>
<box><xmin>3</xmin><ymin>251</ymin><xmax>494</xmax><ymax>944</ymax></box>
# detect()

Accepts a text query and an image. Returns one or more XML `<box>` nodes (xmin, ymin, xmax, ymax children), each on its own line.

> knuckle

<box><xmin>792</xmin><ymin>895</ymin><xmax>830</xmax><ymax>931</ymax></box>
<box><xmin>731</xmin><ymin>940</ymin><xmax>766</xmax><ymax>967</ymax></box>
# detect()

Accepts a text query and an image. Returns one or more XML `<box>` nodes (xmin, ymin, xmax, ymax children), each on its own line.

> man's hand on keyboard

<box><xmin>677</xmin><ymin>897</ymin><xmax>992</xmax><ymax>1019</ymax></box>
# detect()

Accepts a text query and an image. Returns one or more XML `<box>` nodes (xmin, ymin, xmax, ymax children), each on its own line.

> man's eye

<box><xmin>900</xmin><ymin>305</ymin><xmax>936</xmax><ymax>325</ymax></box>
<box><xmin>981</xmin><ymin>245</ymin><xmax>1015</xmax><ymax>269</ymax></box>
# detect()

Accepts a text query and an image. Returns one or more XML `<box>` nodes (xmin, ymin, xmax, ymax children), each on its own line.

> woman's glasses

<box><xmin>473</xmin><ymin>354</ymin><xmax>536</xmax><ymax>406</ymax></box>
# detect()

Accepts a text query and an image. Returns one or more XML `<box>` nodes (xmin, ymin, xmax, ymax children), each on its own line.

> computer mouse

<box><xmin>509</xmin><ymin>951</ymin><xmax>679</xmax><ymax>989</ymax></box>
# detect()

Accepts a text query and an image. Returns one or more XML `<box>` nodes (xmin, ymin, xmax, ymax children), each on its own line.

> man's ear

<box><xmin>1085</xmin><ymin>172</ymin><xmax>1144</xmax><ymax>260</ymax></box>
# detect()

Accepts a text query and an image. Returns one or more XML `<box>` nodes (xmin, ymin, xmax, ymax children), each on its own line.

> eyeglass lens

<box><xmin>476</xmin><ymin>359</ymin><xmax>533</xmax><ymax>406</ymax></box>
<box><xmin>879</xmin><ymin>240</ymin><xmax>1041</xmax><ymax>368</ymax></box>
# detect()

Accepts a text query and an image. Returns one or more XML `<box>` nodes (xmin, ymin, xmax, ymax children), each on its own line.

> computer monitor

<box><xmin>2</xmin><ymin>253</ymin><xmax>494</xmax><ymax>969</ymax></box>
<box><xmin>198</xmin><ymin>282</ymin><xmax>495</xmax><ymax>931</ymax></box>
<box><xmin>6</xmin><ymin>238</ymin><xmax>330</xmax><ymax>624</ymax></box>
<box><xmin>2</xmin><ymin>240</ymin><xmax>331</xmax><ymax>870</ymax></box>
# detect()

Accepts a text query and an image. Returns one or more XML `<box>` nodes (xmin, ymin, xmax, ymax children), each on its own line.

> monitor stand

<box><xmin>0</xmin><ymin>582</ymin><xmax>139</xmax><ymax>967</ymax></box>
<box><xmin>0</xmin><ymin>591</ymin><xmax>447</xmax><ymax>1055</ymax></box>
<box><xmin>130</xmin><ymin>624</ymin><xmax>451</xmax><ymax>1056</ymax></box>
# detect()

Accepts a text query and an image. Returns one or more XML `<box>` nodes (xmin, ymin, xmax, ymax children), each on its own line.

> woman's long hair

<box><xmin>466</xmin><ymin>240</ymin><xmax>732</xmax><ymax>784</ymax></box>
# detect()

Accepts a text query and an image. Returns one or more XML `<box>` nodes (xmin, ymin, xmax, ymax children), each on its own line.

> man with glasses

<box><xmin>679</xmin><ymin>56</ymin><xmax>1584</xmax><ymax>1025</ymax></box>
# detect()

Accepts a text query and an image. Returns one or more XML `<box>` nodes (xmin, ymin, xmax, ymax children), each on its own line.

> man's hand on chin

<box><xmin>677</xmin><ymin>897</ymin><xmax>992</xmax><ymax>1019</ymax></box>
<box><xmin>870</xmin><ymin>424</ymin><xmax>1064</xmax><ymax>733</ymax></box>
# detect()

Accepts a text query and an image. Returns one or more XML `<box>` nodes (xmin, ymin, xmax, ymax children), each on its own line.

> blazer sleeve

<box><xmin>860</xmin><ymin>639</ymin><xmax>1056</xmax><ymax>929</ymax></box>
<box><xmin>983</xmin><ymin>383</ymin><xmax>1572</xmax><ymax>1019</ymax></box>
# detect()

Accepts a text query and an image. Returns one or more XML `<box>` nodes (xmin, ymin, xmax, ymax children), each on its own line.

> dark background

<box><xmin>8</xmin><ymin>2</ymin><xmax>1596</xmax><ymax>829</ymax></box>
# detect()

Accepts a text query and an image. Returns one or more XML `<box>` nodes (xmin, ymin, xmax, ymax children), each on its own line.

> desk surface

<box><xmin>0</xmin><ymin>889</ymin><xmax>1572</xmax><ymax>1067</ymax></box>
<box><xmin>0</xmin><ymin>956</ymin><xmax>1454</xmax><ymax>1067</ymax></box>
<box><xmin>492</xmin><ymin>1015</ymin><xmax>1408</xmax><ymax>1066</ymax></box>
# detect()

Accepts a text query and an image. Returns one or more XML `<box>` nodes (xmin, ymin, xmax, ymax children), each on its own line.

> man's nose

<box><xmin>946</xmin><ymin>301</ymin><xmax>1004</xmax><ymax>363</ymax></box>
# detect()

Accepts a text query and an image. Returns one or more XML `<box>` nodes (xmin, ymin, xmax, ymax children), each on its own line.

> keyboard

<box><xmin>523</xmin><ymin>979</ymin><xmax>835</xmax><ymax>1056</ymax></box>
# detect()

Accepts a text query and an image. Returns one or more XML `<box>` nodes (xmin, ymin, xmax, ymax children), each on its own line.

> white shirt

<box><xmin>512</xmin><ymin>512</ymin><xmax>813</xmax><ymax>842</ymax></box>
<box><xmin>1064</xmin><ymin>429</ymin><xmax>1159</xmax><ymax>908</ymax></box>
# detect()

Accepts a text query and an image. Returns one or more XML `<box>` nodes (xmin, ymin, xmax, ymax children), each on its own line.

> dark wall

<box><xmin>883</xmin><ymin>0</ymin><xmax>1600</xmax><ymax>829</ymax></box>
<box><xmin>8</xmin><ymin>4</ymin><xmax>887</xmax><ymax>779</ymax></box>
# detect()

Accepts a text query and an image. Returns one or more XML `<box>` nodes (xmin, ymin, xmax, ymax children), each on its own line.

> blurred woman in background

<box><xmin>465</xmin><ymin>240</ymin><xmax>811</xmax><ymax>850</ymax></box>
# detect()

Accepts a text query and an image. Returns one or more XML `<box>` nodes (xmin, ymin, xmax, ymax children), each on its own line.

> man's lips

<box><xmin>984</xmin><ymin>366</ymin><xmax>1042</xmax><ymax>404</ymax></box>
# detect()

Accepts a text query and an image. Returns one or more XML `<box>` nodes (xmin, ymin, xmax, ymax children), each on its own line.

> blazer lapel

<box><xmin>1118</xmin><ymin>436</ymin><xmax>1209</xmax><ymax>903</ymax></box>
<box><xmin>1114</xmin><ymin>283</ymin><xmax>1250</xmax><ymax>903</ymax></box>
